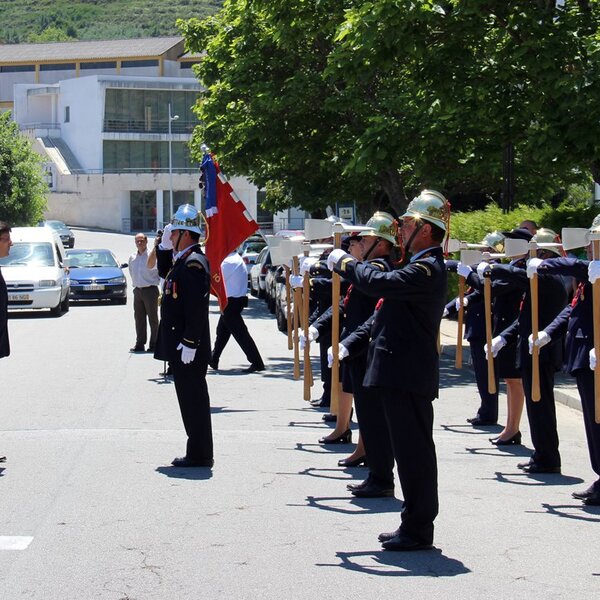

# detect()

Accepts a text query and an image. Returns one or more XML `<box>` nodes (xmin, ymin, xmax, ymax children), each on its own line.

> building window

<box><xmin>64</xmin><ymin>106</ymin><xmax>70</xmax><ymax>123</ymax></box>
<box><xmin>0</xmin><ymin>64</ymin><xmax>35</xmax><ymax>73</ymax></box>
<box><xmin>103</xmin><ymin>88</ymin><xmax>198</xmax><ymax>133</ymax></box>
<box><xmin>39</xmin><ymin>63</ymin><xmax>76</xmax><ymax>71</ymax></box>
<box><xmin>130</xmin><ymin>191</ymin><xmax>157</xmax><ymax>232</ymax></box>
<box><xmin>179</xmin><ymin>61</ymin><xmax>200</xmax><ymax>70</ymax></box>
<box><xmin>121</xmin><ymin>59</ymin><xmax>159</xmax><ymax>68</ymax></box>
<box><xmin>103</xmin><ymin>141</ymin><xmax>197</xmax><ymax>173</ymax></box>
<box><xmin>163</xmin><ymin>190</ymin><xmax>194</xmax><ymax>224</ymax></box>
<box><xmin>80</xmin><ymin>61</ymin><xmax>117</xmax><ymax>70</ymax></box>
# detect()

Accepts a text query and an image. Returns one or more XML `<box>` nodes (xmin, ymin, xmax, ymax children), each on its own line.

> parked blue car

<box><xmin>66</xmin><ymin>248</ymin><xmax>127</xmax><ymax>304</ymax></box>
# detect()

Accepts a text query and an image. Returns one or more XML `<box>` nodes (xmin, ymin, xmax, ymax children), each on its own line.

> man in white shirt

<box><xmin>210</xmin><ymin>251</ymin><xmax>264</xmax><ymax>372</ymax></box>
<box><xmin>128</xmin><ymin>233</ymin><xmax>160</xmax><ymax>353</ymax></box>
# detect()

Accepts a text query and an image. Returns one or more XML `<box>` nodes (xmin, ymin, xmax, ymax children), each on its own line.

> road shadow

<box><xmin>155</xmin><ymin>466</ymin><xmax>213</xmax><ymax>480</ymax></box>
<box><xmin>287</xmin><ymin>495</ymin><xmax>402</xmax><ymax>515</ymax></box>
<box><xmin>491</xmin><ymin>471</ymin><xmax>584</xmax><ymax>487</ymax></box>
<box><xmin>317</xmin><ymin>549</ymin><xmax>470</xmax><ymax>577</ymax></box>
<box><xmin>539</xmin><ymin>502</ymin><xmax>600</xmax><ymax>522</ymax></box>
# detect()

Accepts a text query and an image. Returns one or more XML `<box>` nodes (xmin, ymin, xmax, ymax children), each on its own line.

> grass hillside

<box><xmin>0</xmin><ymin>0</ymin><xmax>223</xmax><ymax>44</ymax></box>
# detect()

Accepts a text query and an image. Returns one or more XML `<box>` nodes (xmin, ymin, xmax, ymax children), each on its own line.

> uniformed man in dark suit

<box><xmin>154</xmin><ymin>205</ymin><xmax>213</xmax><ymax>468</ymax></box>
<box><xmin>529</xmin><ymin>216</ymin><xmax>600</xmax><ymax>504</ymax></box>
<box><xmin>485</xmin><ymin>228</ymin><xmax>569</xmax><ymax>474</ymax></box>
<box><xmin>327</xmin><ymin>190</ymin><xmax>450</xmax><ymax>551</ymax></box>
<box><xmin>0</xmin><ymin>220</ymin><xmax>12</xmax><ymax>464</ymax></box>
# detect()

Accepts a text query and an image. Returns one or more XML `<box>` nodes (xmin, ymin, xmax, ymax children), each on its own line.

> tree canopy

<box><xmin>180</xmin><ymin>1</ymin><xmax>600</xmax><ymax>217</ymax></box>
<box><xmin>0</xmin><ymin>113</ymin><xmax>48</xmax><ymax>225</ymax></box>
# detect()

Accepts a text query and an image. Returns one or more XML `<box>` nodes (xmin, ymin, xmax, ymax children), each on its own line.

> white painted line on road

<box><xmin>0</xmin><ymin>536</ymin><xmax>33</xmax><ymax>550</ymax></box>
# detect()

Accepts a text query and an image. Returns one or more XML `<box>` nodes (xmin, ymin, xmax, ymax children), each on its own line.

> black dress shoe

<box><xmin>338</xmin><ymin>455</ymin><xmax>367</xmax><ymax>468</ymax></box>
<box><xmin>572</xmin><ymin>484</ymin><xmax>597</xmax><ymax>500</ymax></box>
<box><xmin>171</xmin><ymin>456</ymin><xmax>214</xmax><ymax>468</ymax></box>
<box><xmin>243</xmin><ymin>363</ymin><xmax>265</xmax><ymax>373</ymax></box>
<box><xmin>208</xmin><ymin>359</ymin><xmax>219</xmax><ymax>370</ymax></box>
<box><xmin>311</xmin><ymin>397</ymin><xmax>330</xmax><ymax>408</ymax></box>
<box><xmin>0</xmin><ymin>455</ymin><xmax>6</xmax><ymax>463</ymax></box>
<box><xmin>351</xmin><ymin>482</ymin><xmax>395</xmax><ymax>498</ymax></box>
<box><xmin>129</xmin><ymin>345</ymin><xmax>145</xmax><ymax>353</ymax></box>
<box><xmin>467</xmin><ymin>416</ymin><xmax>498</xmax><ymax>426</ymax></box>
<box><xmin>382</xmin><ymin>533</ymin><xmax>433</xmax><ymax>551</ymax></box>
<box><xmin>322</xmin><ymin>413</ymin><xmax>337</xmax><ymax>422</ymax></box>
<box><xmin>490</xmin><ymin>431</ymin><xmax>522</xmax><ymax>446</ymax></box>
<box><xmin>347</xmin><ymin>478</ymin><xmax>370</xmax><ymax>492</ymax></box>
<box><xmin>319</xmin><ymin>429</ymin><xmax>351</xmax><ymax>444</ymax></box>
<box><xmin>583</xmin><ymin>492</ymin><xmax>600</xmax><ymax>506</ymax></box>
<box><xmin>147</xmin><ymin>346</ymin><xmax>156</xmax><ymax>353</ymax></box>
<box><xmin>378</xmin><ymin>528</ymin><xmax>400</xmax><ymax>543</ymax></box>
<box><xmin>520</xmin><ymin>462</ymin><xmax>561</xmax><ymax>474</ymax></box>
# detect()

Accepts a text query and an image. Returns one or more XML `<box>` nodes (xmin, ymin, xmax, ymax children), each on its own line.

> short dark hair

<box><xmin>0</xmin><ymin>221</ymin><xmax>11</xmax><ymax>236</ymax></box>
<box><xmin>188</xmin><ymin>230</ymin><xmax>200</xmax><ymax>243</ymax></box>
<box><xmin>429</xmin><ymin>223</ymin><xmax>446</xmax><ymax>243</ymax></box>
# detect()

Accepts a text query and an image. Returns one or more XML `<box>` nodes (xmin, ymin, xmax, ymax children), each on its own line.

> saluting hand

<box><xmin>326</xmin><ymin>249</ymin><xmax>350</xmax><ymax>272</ymax></box>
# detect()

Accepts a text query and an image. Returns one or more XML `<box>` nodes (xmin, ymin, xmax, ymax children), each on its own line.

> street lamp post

<box><xmin>168</xmin><ymin>102</ymin><xmax>179</xmax><ymax>220</ymax></box>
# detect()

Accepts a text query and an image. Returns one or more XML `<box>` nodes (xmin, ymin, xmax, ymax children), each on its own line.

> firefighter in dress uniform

<box><xmin>154</xmin><ymin>204</ymin><xmax>214</xmax><ymax>468</ymax></box>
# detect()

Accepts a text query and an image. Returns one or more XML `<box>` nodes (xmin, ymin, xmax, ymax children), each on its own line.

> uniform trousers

<box><xmin>576</xmin><ymin>370</ymin><xmax>600</xmax><ymax>480</ymax></box>
<box><xmin>171</xmin><ymin>360</ymin><xmax>213</xmax><ymax>461</ymax></box>
<box><xmin>521</xmin><ymin>355</ymin><xmax>560</xmax><ymax>468</ymax></box>
<box><xmin>133</xmin><ymin>285</ymin><xmax>159</xmax><ymax>349</ymax></box>
<box><xmin>350</xmin><ymin>364</ymin><xmax>394</xmax><ymax>487</ymax></box>
<box><xmin>470</xmin><ymin>339</ymin><xmax>499</xmax><ymax>422</ymax></box>
<box><xmin>380</xmin><ymin>389</ymin><xmax>438</xmax><ymax>545</ymax></box>
<box><xmin>212</xmin><ymin>296</ymin><xmax>263</xmax><ymax>367</ymax></box>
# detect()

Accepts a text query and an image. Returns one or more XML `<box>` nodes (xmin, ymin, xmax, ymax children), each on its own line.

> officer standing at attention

<box><xmin>209</xmin><ymin>251</ymin><xmax>265</xmax><ymax>373</ymax></box>
<box><xmin>128</xmin><ymin>232</ymin><xmax>160</xmax><ymax>353</ymax></box>
<box><xmin>327</xmin><ymin>190</ymin><xmax>450</xmax><ymax>551</ymax></box>
<box><xmin>0</xmin><ymin>220</ymin><xmax>13</xmax><ymax>464</ymax></box>
<box><xmin>154</xmin><ymin>205</ymin><xmax>214</xmax><ymax>468</ymax></box>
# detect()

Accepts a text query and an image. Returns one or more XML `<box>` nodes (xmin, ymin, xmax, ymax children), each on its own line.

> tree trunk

<box><xmin>376</xmin><ymin>168</ymin><xmax>410</xmax><ymax>217</ymax></box>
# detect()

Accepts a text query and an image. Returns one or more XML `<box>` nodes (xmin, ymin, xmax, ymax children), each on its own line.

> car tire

<box><xmin>50</xmin><ymin>299</ymin><xmax>62</xmax><ymax>317</ymax></box>
<box><xmin>267</xmin><ymin>296</ymin><xmax>275</xmax><ymax>314</ymax></box>
<box><xmin>250</xmin><ymin>282</ymin><xmax>258</xmax><ymax>297</ymax></box>
<box><xmin>61</xmin><ymin>294</ymin><xmax>70</xmax><ymax>313</ymax></box>
<box><xmin>257</xmin><ymin>285</ymin><xmax>266</xmax><ymax>299</ymax></box>
<box><xmin>276</xmin><ymin>305</ymin><xmax>287</xmax><ymax>332</ymax></box>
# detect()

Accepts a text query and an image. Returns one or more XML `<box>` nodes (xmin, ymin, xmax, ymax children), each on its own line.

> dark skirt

<box><xmin>496</xmin><ymin>340</ymin><xmax>520</xmax><ymax>379</ymax></box>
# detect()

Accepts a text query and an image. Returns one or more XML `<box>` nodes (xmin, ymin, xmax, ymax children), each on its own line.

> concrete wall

<box><xmin>0</xmin><ymin>70</ymin><xmax>36</xmax><ymax>103</ymax></box>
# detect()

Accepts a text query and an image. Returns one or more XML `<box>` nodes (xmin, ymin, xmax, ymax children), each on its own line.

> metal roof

<box><xmin>0</xmin><ymin>37</ymin><xmax>184</xmax><ymax>64</ymax></box>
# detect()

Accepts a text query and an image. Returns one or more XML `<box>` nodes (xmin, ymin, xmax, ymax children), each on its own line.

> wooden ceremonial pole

<box><xmin>456</xmin><ymin>274</ymin><xmax>465</xmax><ymax>369</ymax></box>
<box><xmin>483</xmin><ymin>265</ymin><xmax>497</xmax><ymax>394</ymax></box>
<box><xmin>592</xmin><ymin>238</ymin><xmax>600</xmax><ymax>423</ymax></box>
<box><xmin>330</xmin><ymin>225</ymin><xmax>343</xmax><ymax>417</ymax></box>
<box><xmin>529</xmin><ymin>243</ymin><xmax>541</xmax><ymax>402</ymax></box>
<box><xmin>292</xmin><ymin>255</ymin><xmax>301</xmax><ymax>380</ymax></box>
<box><xmin>302</xmin><ymin>243</ymin><xmax>313</xmax><ymax>399</ymax></box>
<box><xmin>284</xmin><ymin>265</ymin><xmax>293</xmax><ymax>350</ymax></box>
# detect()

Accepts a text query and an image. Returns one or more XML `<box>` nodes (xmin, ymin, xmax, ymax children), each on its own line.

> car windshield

<box><xmin>244</xmin><ymin>242</ymin><xmax>266</xmax><ymax>253</ymax></box>
<box><xmin>45</xmin><ymin>221</ymin><xmax>67</xmax><ymax>230</ymax></box>
<box><xmin>67</xmin><ymin>250</ymin><xmax>118</xmax><ymax>268</ymax></box>
<box><xmin>0</xmin><ymin>242</ymin><xmax>55</xmax><ymax>267</ymax></box>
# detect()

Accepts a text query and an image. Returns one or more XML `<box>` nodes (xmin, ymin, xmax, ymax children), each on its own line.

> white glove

<box><xmin>485</xmin><ymin>336</ymin><xmax>506</xmax><ymax>359</ymax></box>
<box><xmin>299</xmin><ymin>256</ymin><xmax>318</xmax><ymax>275</ymax></box>
<box><xmin>326</xmin><ymin>249</ymin><xmax>350</xmax><ymax>271</ymax></box>
<box><xmin>289</xmin><ymin>274</ymin><xmax>303</xmax><ymax>288</ymax></box>
<box><xmin>159</xmin><ymin>223</ymin><xmax>174</xmax><ymax>251</ymax></box>
<box><xmin>454</xmin><ymin>296</ymin><xmax>469</xmax><ymax>312</ymax></box>
<box><xmin>526</xmin><ymin>257</ymin><xmax>543</xmax><ymax>279</ymax></box>
<box><xmin>299</xmin><ymin>326</ymin><xmax>319</xmax><ymax>350</ymax></box>
<box><xmin>456</xmin><ymin>262</ymin><xmax>472</xmax><ymax>279</ymax></box>
<box><xmin>177</xmin><ymin>343</ymin><xmax>196</xmax><ymax>364</ymax></box>
<box><xmin>327</xmin><ymin>343</ymin><xmax>349</xmax><ymax>368</ymax></box>
<box><xmin>527</xmin><ymin>330</ymin><xmax>551</xmax><ymax>354</ymax></box>
<box><xmin>588</xmin><ymin>261</ymin><xmax>600</xmax><ymax>284</ymax></box>
<box><xmin>476</xmin><ymin>261</ymin><xmax>491</xmax><ymax>278</ymax></box>
<box><xmin>590</xmin><ymin>348</ymin><xmax>597</xmax><ymax>371</ymax></box>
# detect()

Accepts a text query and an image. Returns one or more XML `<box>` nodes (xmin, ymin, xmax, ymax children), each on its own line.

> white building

<box><xmin>2</xmin><ymin>37</ymin><xmax>307</xmax><ymax>233</ymax></box>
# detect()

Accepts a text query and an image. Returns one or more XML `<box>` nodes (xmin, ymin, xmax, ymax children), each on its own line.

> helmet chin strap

<box><xmin>174</xmin><ymin>229</ymin><xmax>185</xmax><ymax>252</ymax></box>
<box><xmin>403</xmin><ymin>220</ymin><xmax>424</xmax><ymax>256</ymax></box>
<box><xmin>362</xmin><ymin>238</ymin><xmax>379</xmax><ymax>261</ymax></box>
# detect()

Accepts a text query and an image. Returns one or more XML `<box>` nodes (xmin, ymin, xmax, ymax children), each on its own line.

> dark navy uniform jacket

<box><xmin>0</xmin><ymin>267</ymin><xmax>9</xmax><ymax>359</ymax></box>
<box><xmin>445</xmin><ymin>260</ymin><xmax>485</xmax><ymax>341</ymax></box>
<box><xmin>312</xmin><ymin>257</ymin><xmax>392</xmax><ymax>351</ymax></box>
<box><xmin>489</xmin><ymin>263</ymin><xmax>568</xmax><ymax>368</ymax></box>
<box><xmin>337</xmin><ymin>247</ymin><xmax>447</xmax><ymax>398</ymax></box>
<box><xmin>154</xmin><ymin>244</ymin><xmax>211</xmax><ymax>364</ymax></box>
<box><xmin>540</xmin><ymin>258</ymin><xmax>592</xmax><ymax>374</ymax></box>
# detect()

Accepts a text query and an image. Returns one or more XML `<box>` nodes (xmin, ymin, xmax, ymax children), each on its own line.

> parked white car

<box><xmin>0</xmin><ymin>227</ymin><xmax>70</xmax><ymax>316</ymax></box>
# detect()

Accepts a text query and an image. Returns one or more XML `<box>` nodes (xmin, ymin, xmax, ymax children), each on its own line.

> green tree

<box><xmin>27</xmin><ymin>26</ymin><xmax>75</xmax><ymax>43</ymax></box>
<box><xmin>0</xmin><ymin>113</ymin><xmax>48</xmax><ymax>225</ymax></box>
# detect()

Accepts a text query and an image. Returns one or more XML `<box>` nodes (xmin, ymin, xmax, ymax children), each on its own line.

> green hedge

<box><xmin>445</xmin><ymin>200</ymin><xmax>600</xmax><ymax>299</ymax></box>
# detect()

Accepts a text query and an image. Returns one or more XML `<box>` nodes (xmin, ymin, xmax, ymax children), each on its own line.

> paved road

<box><xmin>1</xmin><ymin>230</ymin><xmax>598</xmax><ymax>599</ymax></box>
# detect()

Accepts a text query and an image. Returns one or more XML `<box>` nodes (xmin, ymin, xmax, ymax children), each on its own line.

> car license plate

<box><xmin>9</xmin><ymin>294</ymin><xmax>30</xmax><ymax>301</ymax></box>
<box><xmin>83</xmin><ymin>284</ymin><xmax>105</xmax><ymax>291</ymax></box>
